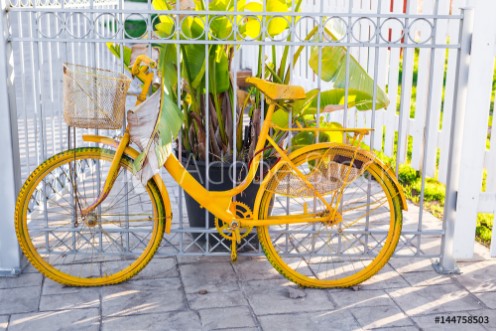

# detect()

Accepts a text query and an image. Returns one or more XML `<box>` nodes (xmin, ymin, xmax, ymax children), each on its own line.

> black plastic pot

<box><xmin>179</xmin><ymin>152</ymin><xmax>271</xmax><ymax>249</ymax></box>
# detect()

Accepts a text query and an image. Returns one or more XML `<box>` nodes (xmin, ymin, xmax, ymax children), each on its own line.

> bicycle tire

<box><xmin>15</xmin><ymin>147</ymin><xmax>165</xmax><ymax>286</ymax></box>
<box><xmin>257</xmin><ymin>145</ymin><xmax>403</xmax><ymax>288</ymax></box>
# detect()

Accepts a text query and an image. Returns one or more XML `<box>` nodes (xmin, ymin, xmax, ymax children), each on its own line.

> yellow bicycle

<box><xmin>15</xmin><ymin>56</ymin><xmax>407</xmax><ymax>288</ymax></box>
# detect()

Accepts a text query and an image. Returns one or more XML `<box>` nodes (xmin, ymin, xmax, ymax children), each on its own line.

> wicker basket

<box><xmin>63</xmin><ymin>64</ymin><xmax>131</xmax><ymax>130</ymax></box>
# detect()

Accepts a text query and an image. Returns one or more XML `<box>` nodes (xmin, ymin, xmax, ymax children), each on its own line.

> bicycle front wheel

<box><xmin>257</xmin><ymin>145</ymin><xmax>403</xmax><ymax>288</ymax></box>
<box><xmin>15</xmin><ymin>147</ymin><xmax>165</xmax><ymax>286</ymax></box>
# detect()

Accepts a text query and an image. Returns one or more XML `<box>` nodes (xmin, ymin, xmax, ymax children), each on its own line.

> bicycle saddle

<box><xmin>246</xmin><ymin>77</ymin><xmax>306</xmax><ymax>101</ymax></box>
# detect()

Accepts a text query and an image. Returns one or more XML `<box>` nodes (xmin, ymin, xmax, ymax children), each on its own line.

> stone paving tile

<box><xmin>232</xmin><ymin>256</ymin><xmax>281</xmax><ymax>281</ymax></box>
<box><xmin>0</xmin><ymin>286</ymin><xmax>41</xmax><ymax>315</ymax></box>
<box><xmin>20</xmin><ymin>263</ymin><xmax>38</xmax><ymax>274</ymax></box>
<box><xmin>411</xmin><ymin>312</ymin><xmax>486</xmax><ymax>331</ymax></box>
<box><xmin>243</xmin><ymin>279</ymin><xmax>334</xmax><ymax>315</ymax></box>
<box><xmin>9</xmin><ymin>308</ymin><xmax>100</xmax><ymax>331</ymax></box>
<box><xmin>0</xmin><ymin>316</ymin><xmax>8</xmax><ymax>331</ymax></box>
<box><xmin>454</xmin><ymin>261</ymin><xmax>496</xmax><ymax>293</ymax></box>
<box><xmin>388</xmin><ymin>283</ymin><xmax>484</xmax><ymax>316</ymax></box>
<box><xmin>0</xmin><ymin>272</ymin><xmax>42</xmax><ymax>289</ymax></box>
<box><xmin>472</xmin><ymin>241</ymin><xmax>492</xmax><ymax>260</ymax></box>
<box><xmin>472</xmin><ymin>292</ymin><xmax>496</xmax><ymax>309</ymax></box>
<box><xmin>177</xmin><ymin>255</ymin><xmax>234</xmax><ymax>265</ymax></box>
<box><xmin>258</xmin><ymin>310</ymin><xmax>360</xmax><ymax>331</ymax></box>
<box><xmin>179</xmin><ymin>261</ymin><xmax>239</xmax><ymax>294</ymax></box>
<box><xmin>39</xmin><ymin>288</ymin><xmax>100</xmax><ymax>311</ymax></box>
<box><xmin>350</xmin><ymin>305</ymin><xmax>414</xmax><ymax>329</ymax></box>
<box><xmin>186</xmin><ymin>289</ymin><xmax>249</xmax><ymax>310</ymax></box>
<box><xmin>329</xmin><ymin>289</ymin><xmax>394</xmax><ymax>308</ymax></box>
<box><xmin>468</xmin><ymin>309</ymin><xmax>496</xmax><ymax>330</ymax></box>
<box><xmin>102</xmin><ymin>278</ymin><xmax>186</xmax><ymax>317</ymax></box>
<box><xmin>102</xmin><ymin>311</ymin><xmax>202</xmax><ymax>331</ymax></box>
<box><xmin>390</xmin><ymin>257</ymin><xmax>436</xmax><ymax>273</ymax></box>
<box><xmin>387</xmin><ymin>327</ymin><xmax>421</xmax><ymax>331</ymax></box>
<box><xmin>401</xmin><ymin>270</ymin><xmax>453</xmax><ymax>287</ymax></box>
<box><xmin>132</xmin><ymin>257</ymin><xmax>178</xmax><ymax>280</ymax></box>
<box><xmin>42</xmin><ymin>278</ymin><xmax>85</xmax><ymax>295</ymax></box>
<box><xmin>360</xmin><ymin>264</ymin><xmax>410</xmax><ymax>290</ymax></box>
<box><xmin>198</xmin><ymin>306</ymin><xmax>257</xmax><ymax>329</ymax></box>
<box><xmin>418</xmin><ymin>237</ymin><xmax>444</xmax><ymax>256</ymax></box>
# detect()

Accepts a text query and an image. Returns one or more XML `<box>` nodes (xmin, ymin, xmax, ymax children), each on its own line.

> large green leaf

<box><xmin>106</xmin><ymin>43</ymin><xmax>132</xmax><ymax>68</ymax></box>
<box><xmin>291</xmin><ymin>121</ymin><xmax>344</xmax><ymax>148</ymax></box>
<box><xmin>309</xmin><ymin>44</ymin><xmax>389</xmax><ymax>111</ymax></box>
<box><xmin>244</xmin><ymin>0</ymin><xmax>290</xmax><ymax>38</ymax></box>
<box><xmin>208</xmin><ymin>47</ymin><xmax>230</xmax><ymax>94</ymax></box>
<box><xmin>157</xmin><ymin>86</ymin><xmax>183</xmax><ymax>157</ymax></box>
<box><xmin>179</xmin><ymin>17</ymin><xmax>207</xmax><ymax>90</ymax></box>
<box><xmin>292</xmin><ymin>89</ymin><xmax>319</xmax><ymax>115</ymax></box>
<box><xmin>157</xmin><ymin>44</ymin><xmax>178</xmax><ymax>94</ymax></box>
<box><xmin>272</xmin><ymin>108</ymin><xmax>289</xmax><ymax>128</ymax></box>
<box><xmin>209</xmin><ymin>16</ymin><xmax>233</xmax><ymax>40</ymax></box>
<box><xmin>300</xmin><ymin>88</ymin><xmax>377</xmax><ymax>114</ymax></box>
<box><xmin>208</xmin><ymin>0</ymin><xmax>247</xmax><ymax>40</ymax></box>
<box><xmin>153</xmin><ymin>0</ymin><xmax>206</xmax><ymax>89</ymax></box>
<box><xmin>152</xmin><ymin>0</ymin><xmax>175</xmax><ymax>37</ymax></box>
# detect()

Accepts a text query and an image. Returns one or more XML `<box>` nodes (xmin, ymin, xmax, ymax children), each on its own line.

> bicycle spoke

<box><xmin>258</xmin><ymin>147</ymin><xmax>401</xmax><ymax>287</ymax></box>
<box><xmin>19</xmin><ymin>148</ymin><xmax>163</xmax><ymax>285</ymax></box>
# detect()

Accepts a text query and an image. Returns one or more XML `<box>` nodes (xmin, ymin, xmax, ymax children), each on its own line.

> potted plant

<box><xmin>108</xmin><ymin>0</ymin><xmax>390</xmax><ymax>248</ymax></box>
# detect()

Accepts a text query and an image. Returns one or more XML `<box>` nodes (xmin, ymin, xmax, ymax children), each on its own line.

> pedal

<box><xmin>230</xmin><ymin>239</ymin><xmax>238</xmax><ymax>262</ymax></box>
<box><xmin>230</xmin><ymin>221</ymin><xmax>241</xmax><ymax>262</ymax></box>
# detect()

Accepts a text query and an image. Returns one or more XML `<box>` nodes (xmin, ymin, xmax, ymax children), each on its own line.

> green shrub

<box><xmin>398</xmin><ymin>164</ymin><xmax>418</xmax><ymax>185</ymax></box>
<box><xmin>411</xmin><ymin>179</ymin><xmax>445</xmax><ymax>203</ymax></box>
<box><xmin>476</xmin><ymin>224</ymin><xmax>493</xmax><ymax>243</ymax></box>
<box><xmin>476</xmin><ymin>213</ymin><xmax>493</xmax><ymax>244</ymax></box>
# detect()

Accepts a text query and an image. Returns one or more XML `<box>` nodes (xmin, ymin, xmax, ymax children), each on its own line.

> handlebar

<box><xmin>131</xmin><ymin>55</ymin><xmax>157</xmax><ymax>77</ymax></box>
<box><xmin>130</xmin><ymin>55</ymin><xmax>157</xmax><ymax>106</ymax></box>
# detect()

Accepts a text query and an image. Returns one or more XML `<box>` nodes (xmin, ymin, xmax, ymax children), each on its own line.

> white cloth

<box><xmin>127</xmin><ymin>89</ymin><xmax>166</xmax><ymax>185</ymax></box>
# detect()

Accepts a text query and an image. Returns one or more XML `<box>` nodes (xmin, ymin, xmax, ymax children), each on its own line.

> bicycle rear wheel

<box><xmin>257</xmin><ymin>145</ymin><xmax>403</xmax><ymax>288</ymax></box>
<box><xmin>15</xmin><ymin>147</ymin><xmax>165</xmax><ymax>286</ymax></box>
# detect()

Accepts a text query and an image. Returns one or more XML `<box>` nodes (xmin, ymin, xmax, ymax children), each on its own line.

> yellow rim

<box><xmin>257</xmin><ymin>146</ymin><xmax>402</xmax><ymax>288</ymax></box>
<box><xmin>15</xmin><ymin>148</ymin><xmax>165</xmax><ymax>286</ymax></box>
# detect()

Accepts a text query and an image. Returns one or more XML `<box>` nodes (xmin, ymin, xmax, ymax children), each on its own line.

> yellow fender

<box><xmin>253</xmin><ymin>142</ymin><xmax>407</xmax><ymax>220</ymax></box>
<box><xmin>82</xmin><ymin>135</ymin><xmax>173</xmax><ymax>233</ymax></box>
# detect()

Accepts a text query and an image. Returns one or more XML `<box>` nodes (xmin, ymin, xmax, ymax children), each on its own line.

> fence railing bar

<box><xmin>8</xmin><ymin>38</ymin><xmax>462</xmax><ymax>49</ymax></box>
<box><xmin>416</xmin><ymin>0</ymin><xmax>442</xmax><ymax>257</ymax></box>
<box><xmin>0</xmin><ymin>0</ymin><xmax>22</xmax><ymax>274</ymax></box>
<box><xmin>396</xmin><ymin>0</ymin><xmax>415</xmax><ymax>172</ymax></box>
<box><xmin>437</xmin><ymin>15</ymin><xmax>462</xmax><ymax>184</ymax></box>
<box><xmin>5</xmin><ymin>7</ymin><xmax>465</xmax><ymax>19</ymax></box>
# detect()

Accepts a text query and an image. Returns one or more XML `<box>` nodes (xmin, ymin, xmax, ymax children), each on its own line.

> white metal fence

<box><xmin>0</xmin><ymin>0</ymin><xmax>495</xmax><ymax>274</ymax></box>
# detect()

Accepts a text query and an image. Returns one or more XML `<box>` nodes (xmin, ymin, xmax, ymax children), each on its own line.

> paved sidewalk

<box><xmin>0</xmin><ymin>240</ymin><xmax>495</xmax><ymax>330</ymax></box>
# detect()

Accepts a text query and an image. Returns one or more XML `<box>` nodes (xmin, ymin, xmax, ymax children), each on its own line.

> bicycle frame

<box><xmin>81</xmin><ymin>56</ymin><xmax>406</xmax><ymax>235</ymax></box>
<box><xmin>16</xmin><ymin>56</ymin><xmax>411</xmax><ymax>287</ymax></box>
<box><xmin>83</xmin><ymin>104</ymin><xmax>377</xmax><ymax>227</ymax></box>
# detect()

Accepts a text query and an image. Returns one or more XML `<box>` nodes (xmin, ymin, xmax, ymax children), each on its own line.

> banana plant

<box><xmin>243</xmin><ymin>6</ymin><xmax>390</xmax><ymax>149</ymax></box>
<box><xmin>152</xmin><ymin>0</ymin><xmax>258</xmax><ymax>162</ymax></box>
<box><xmin>109</xmin><ymin>0</ymin><xmax>390</xmax><ymax>170</ymax></box>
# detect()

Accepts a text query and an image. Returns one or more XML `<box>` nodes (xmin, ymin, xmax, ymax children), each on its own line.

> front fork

<box><xmin>80</xmin><ymin>131</ymin><xmax>131</xmax><ymax>217</ymax></box>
